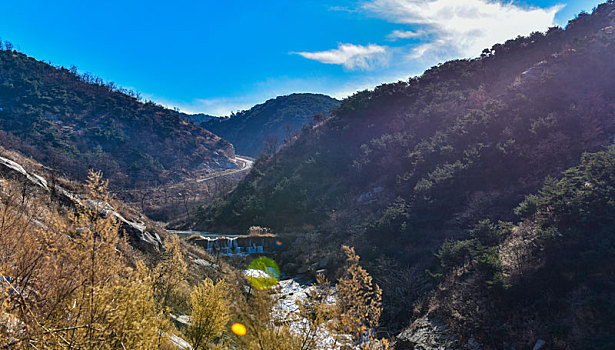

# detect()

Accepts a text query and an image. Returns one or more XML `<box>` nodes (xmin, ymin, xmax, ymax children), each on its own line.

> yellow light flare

<box><xmin>231</xmin><ymin>322</ymin><xmax>247</xmax><ymax>336</ymax></box>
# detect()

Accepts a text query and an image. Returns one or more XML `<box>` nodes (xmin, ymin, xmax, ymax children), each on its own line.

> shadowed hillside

<box><xmin>408</xmin><ymin>145</ymin><xmax>615</xmax><ymax>348</ymax></box>
<box><xmin>196</xmin><ymin>1</ymin><xmax>615</xmax><ymax>335</ymax></box>
<box><xmin>202</xmin><ymin>93</ymin><xmax>340</xmax><ymax>157</ymax></box>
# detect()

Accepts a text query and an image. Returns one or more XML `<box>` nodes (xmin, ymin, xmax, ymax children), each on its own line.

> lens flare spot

<box><xmin>275</xmin><ymin>240</ymin><xmax>283</xmax><ymax>247</ymax></box>
<box><xmin>231</xmin><ymin>322</ymin><xmax>247</xmax><ymax>336</ymax></box>
<box><xmin>246</xmin><ymin>256</ymin><xmax>280</xmax><ymax>290</ymax></box>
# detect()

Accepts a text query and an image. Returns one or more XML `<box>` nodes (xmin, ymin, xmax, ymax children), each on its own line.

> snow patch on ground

<box><xmin>272</xmin><ymin>279</ymin><xmax>353</xmax><ymax>350</ymax></box>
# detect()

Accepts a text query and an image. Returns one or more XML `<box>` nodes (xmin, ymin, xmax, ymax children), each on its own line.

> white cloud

<box><xmin>176</xmin><ymin>1</ymin><xmax>565</xmax><ymax>117</ymax></box>
<box><xmin>294</xmin><ymin>43</ymin><xmax>388</xmax><ymax>71</ymax></box>
<box><xmin>363</xmin><ymin>0</ymin><xmax>563</xmax><ymax>58</ymax></box>
<box><xmin>387</xmin><ymin>29</ymin><xmax>422</xmax><ymax>40</ymax></box>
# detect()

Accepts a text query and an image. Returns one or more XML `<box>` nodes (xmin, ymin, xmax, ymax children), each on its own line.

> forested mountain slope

<box><xmin>0</xmin><ymin>48</ymin><xmax>235</xmax><ymax>188</ymax></box>
<box><xmin>202</xmin><ymin>93</ymin><xmax>340</xmax><ymax>157</ymax></box>
<box><xmin>203</xmin><ymin>3</ymin><xmax>615</xmax><ymax>235</ymax></box>
<box><xmin>197</xmin><ymin>1</ymin><xmax>615</xmax><ymax>333</ymax></box>
<box><xmin>180</xmin><ymin>112</ymin><xmax>216</xmax><ymax>124</ymax></box>
<box><xmin>407</xmin><ymin>146</ymin><xmax>615</xmax><ymax>348</ymax></box>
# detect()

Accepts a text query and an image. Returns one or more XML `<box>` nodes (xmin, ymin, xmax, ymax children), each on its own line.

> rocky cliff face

<box><xmin>0</xmin><ymin>153</ymin><xmax>162</xmax><ymax>251</ymax></box>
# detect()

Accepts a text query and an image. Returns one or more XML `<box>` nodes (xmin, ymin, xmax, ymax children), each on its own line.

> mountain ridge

<box><xmin>0</xmin><ymin>48</ymin><xmax>236</xmax><ymax>188</ymax></box>
<box><xmin>194</xmin><ymin>1</ymin><xmax>615</xmax><ymax>339</ymax></box>
<box><xmin>202</xmin><ymin>93</ymin><xmax>340</xmax><ymax>157</ymax></box>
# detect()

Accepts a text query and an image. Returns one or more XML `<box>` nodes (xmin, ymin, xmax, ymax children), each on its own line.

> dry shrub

<box><xmin>187</xmin><ymin>278</ymin><xmax>230</xmax><ymax>349</ymax></box>
<box><xmin>248</xmin><ymin>226</ymin><xmax>272</xmax><ymax>236</ymax></box>
<box><xmin>0</xmin><ymin>171</ymin><xmax>174</xmax><ymax>349</ymax></box>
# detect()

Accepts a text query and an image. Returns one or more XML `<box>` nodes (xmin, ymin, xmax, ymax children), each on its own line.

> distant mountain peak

<box><xmin>200</xmin><ymin>93</ymin><xmax>340</xmax><ymax>157</ymax></box>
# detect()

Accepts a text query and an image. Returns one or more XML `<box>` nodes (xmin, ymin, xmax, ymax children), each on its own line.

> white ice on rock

<box><xmin>0</xmin><ymin>156</ymin><xmax>48</xmax><ymax>189</ymax></box>
<box><xmin>270</xmin><ymin>279</ymin><xmax>353</xmax><ymax>350</ymax></box>
<box><xmin>244</xmin><ymin>268</ymin><xmax>275</xmax><ymax>279</ymax></box>
<box><xmin>0</xmin><ymin>155</ymin><xmax>162</xmax><ymax>249</ymax></box>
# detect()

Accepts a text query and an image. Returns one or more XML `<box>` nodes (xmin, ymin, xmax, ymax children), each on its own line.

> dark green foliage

<box><xmin>519</xmin><ymin>147</ymin><xmax>615</xmax><ymax>237</ymax></box>
<box><xmin>515</xmin><ymin>146</ymin><xmax>615</xmax><ymax>282</ymax></box>
<box><xmin>437</xmin><ymin>219</ymin><xmax>512</xmax><ymax>289</ymax></box>
<box><xmin>0</xmin><ymin>49</ymin><xmax>235</xmax><ymax>187</ymax></box>
<box><xmin>470</xmin><ymin>219</ymin><xmax>512</xmax><ymax>246</ymax></box>
<box><xmin>437</xmin><ymin>239</ymin><xmax>474</xmax><ymax>270</ymax></box>
<box><xmin>432</xmin><ymin>144</ymin><xmax>615</xmax><ymax>347</ymax></box>
<box><xmin>370</xmin><ymin>198</ymin><xmax>411</xmax><ymax>237</ymax></box>
<box><xmin>203</xmin><ymin>2</ymin><xmax>615</xmax><ymax>241</ymax></box>
<box><xmin>195</xmin><ymin>1</ymin><xmax>615</xmax><ymax>338</ymax></box>
<box><xmin>202</xmin><ymin>93</ymin><xmax>340</xmax><ymax>157</ymax></box>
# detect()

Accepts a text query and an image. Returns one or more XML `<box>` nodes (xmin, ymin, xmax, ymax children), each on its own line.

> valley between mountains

<box><xmin>2</xmin><ymin>2</ymin><xmax>615</xmax><ymax>349</ymax></box>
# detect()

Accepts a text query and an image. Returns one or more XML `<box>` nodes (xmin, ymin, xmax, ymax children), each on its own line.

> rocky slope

<box><xmin>0</xmin><ymin>146</ymin><xmax>165</xmax><ymax>251</ymax></box>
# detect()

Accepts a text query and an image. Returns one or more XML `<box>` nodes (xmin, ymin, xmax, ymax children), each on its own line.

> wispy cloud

<box><xmin>387</xmin><ymin>29</ymin><xmax>422</xmax><ymax>40</ymax></box>
<box><xmin>161</xmin><ymin>72</ymin><xmax>416</xmax><ymax>116</ymax></box>
<box><xmin>176</xmin><ymin>1</ymin><xmax>566</xmax><ymax>116</ymax></box>
<box><xmin>328</xmin><ymin>5</ymin><xmax>360</xmax><ymax>13</ymax></box>
<box><xmin>294</xmin><ymin>43</ymin><xmax>388</xmax><ymax>71</ymax></box>
<box><xmin>191</xmin><ymin>98</ymin><xmax>253</xmax><ymax>116</ymax></box>
<box><xmin>293</xmin><ymin>1</ymin><xmax>561</xmax><ymax>75</ymax></box>
<box><xmin>364</xmin><ymin>0</ymin><xmax>563</xmax><ymax>59</ymax></box>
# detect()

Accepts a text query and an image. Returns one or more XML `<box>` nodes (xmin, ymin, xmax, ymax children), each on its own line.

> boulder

<box><xmin>532</xmin><ymin>339</ymin><xmax>546</xmax><ymax>350</ymax></box>
<box><xmin>396</xmin><ymin>317</ymin><xmax>458</xmax><ymax>350</ymax></box>
<box><xmin>283</xmin><ymin>263</ymin><xmax>299</xmax><ymax>273</ymax></box>
<box><xmin>600</xmin><ymin>26</ymin><xmax>615</xmax><ymax>40</ymax></box>
<box><xmin>319</xmin><ymin>256</ymin><xmax>330</xmax><ymax>268</ymax></box>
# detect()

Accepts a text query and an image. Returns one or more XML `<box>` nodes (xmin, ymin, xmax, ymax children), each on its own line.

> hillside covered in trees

<box><xmin>196</xmin><ymin>1</ymin><xmax>615</xmax><ymax>344</ymax></box>
<box><xmin>410</xmin><ymin>145</ymin><xmax>615</xmax><ymax>348</ymax></box>
<box><xmin>180</xmin><ymin>112</ymin><xmax>216</xmax><ymax>125</ymax></box>
<box><xmin>202</xmin><ymin>93</ymin><xmax>340</xmax><ymax>157</ymax></box>
<box><xmin>0</xmin><ymin>47</ymin><xmax>236</xmax><ymax>188</ymax></box>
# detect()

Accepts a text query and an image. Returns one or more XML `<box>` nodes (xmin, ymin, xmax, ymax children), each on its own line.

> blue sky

<box><xmin>0</xmin><ymin>0</ymin><xmax>597</xmax><ymax>115</ymax></box>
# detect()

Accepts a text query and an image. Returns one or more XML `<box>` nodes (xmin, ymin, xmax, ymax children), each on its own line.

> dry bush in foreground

<box><xmin>0</xmin><ymin>172</ymin><xmax>174</xmax><ymax>349</ymax></box>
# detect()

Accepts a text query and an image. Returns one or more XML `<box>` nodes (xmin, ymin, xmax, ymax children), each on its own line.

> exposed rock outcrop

<box><xmin>0</xmin><ymin>156</ymin><xmax>48</xmax><ymax>189</ymax></box>
<box><xmin>0</xmin><ymin>155</ymin><xmax>162</xmax><ymax>250</ymax></box>
<box><xmin>396</xmin><ymin>317</ymin><xmax>458</xmax><ymax>350</ymax></box>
